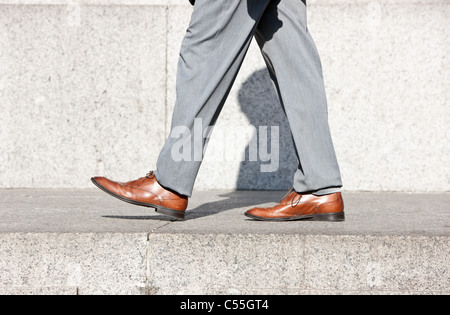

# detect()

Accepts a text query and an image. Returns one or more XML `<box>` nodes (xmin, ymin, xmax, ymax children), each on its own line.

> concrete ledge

<box><xmin>148</xmin><ymin>234</ymin><xmax>449</xmax><ymax>295</ymax></box>
<box><xmin>0</xmin><ymin>233</ymin><xmax>148</xmax><ymax>295</ymax></box>
<box><xmin>0</xmin><ymin>189</ymin><xmax>448</xmax><ymax>295</ymax></box>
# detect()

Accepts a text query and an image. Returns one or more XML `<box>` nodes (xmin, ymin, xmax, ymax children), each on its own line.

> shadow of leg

<box><xmin>236</xmin><ymin>69</ymin><xmax>298</xmax><ymax>191</ymax></box>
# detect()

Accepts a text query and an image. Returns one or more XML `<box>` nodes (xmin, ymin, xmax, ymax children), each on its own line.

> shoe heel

<box><xmin>155</xmin><ymin>206</ymin><xmax>186</xmax><ymax>220</ymax></box>
<box><xmin>313</xmin><ymin>212</ymin><xmax>346</xmax><ymax>222</ymax></box>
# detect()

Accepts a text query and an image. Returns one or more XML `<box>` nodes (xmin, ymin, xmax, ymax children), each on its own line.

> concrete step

<box><xmin>0</xmin><ymin>189</ymin><xmax>448</xmax><ymax>295</ymax></box>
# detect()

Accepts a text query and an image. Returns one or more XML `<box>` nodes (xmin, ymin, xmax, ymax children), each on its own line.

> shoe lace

<box><xmin>280</xmin><ymin>188</ymin><xmax>294</xmax><ymax>203</ymax></box>
<box><xmin>280</xmin><ymin>187</ymin><xmax>302</xmax><ymax>208</ymax></box>
<box><xmin>139</xmin><ymin>171</ymin><xmax>155</xmax><ymax>184</ymax></box>
<box><xmin>291</xmin><ymin>193</ymin><xmax>302</xmax><ymax>208</ymax></box>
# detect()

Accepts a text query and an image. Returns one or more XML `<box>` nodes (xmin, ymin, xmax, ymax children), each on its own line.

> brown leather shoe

<box><xmin>245</xmin><ymin>188</ymin><xmax>345</xmax><ymax>222</ymax></box>
<box><xmin>91</xmin><ymin>171</ymin><xmax>188</xmax><ymax>220</ymax></box>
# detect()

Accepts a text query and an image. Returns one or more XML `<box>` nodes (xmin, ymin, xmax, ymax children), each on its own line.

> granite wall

<box><xmin>1</xmin><ymin>0</ymin><xmax>449</xmax><ymax>192</ymax></box>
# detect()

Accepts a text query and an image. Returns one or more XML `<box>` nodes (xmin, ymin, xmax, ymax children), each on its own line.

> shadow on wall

<box><xmin>235</xmin><ymin>68</ymin><xmax>298</xmax><ymax>191</ymax></box>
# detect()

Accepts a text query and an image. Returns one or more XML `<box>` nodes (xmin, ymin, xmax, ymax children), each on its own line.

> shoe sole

<box><xmin>91</xmin><ymin>178</ymin><xmax>186</xmax><ymax>220</ymax></box>
<box><xmin>244</xmin><ymin>211</ymin><xmax>345</xmax><ymax>222</ymax></box>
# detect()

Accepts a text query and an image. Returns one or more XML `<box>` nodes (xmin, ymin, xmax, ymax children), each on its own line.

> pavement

<box><xmin>0</xmin><ymin>189</ymin><xmax>449</xmax><ymax>295</ymax></box>
<box><xmin>1</xmin><ymin>189</ymin><xmax>449</xmax><ymax>236</ymax></box>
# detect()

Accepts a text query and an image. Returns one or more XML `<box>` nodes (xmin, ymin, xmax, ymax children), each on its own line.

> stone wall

<box><xmin>1</xmin><ymin>0</ymin><xmax>449</xmax><ymax>192</ymax></box>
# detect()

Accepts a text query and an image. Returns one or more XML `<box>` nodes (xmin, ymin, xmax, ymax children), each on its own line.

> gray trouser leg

<box><xmin>255</xmin><ymin>0</ymin><xmax>342</xmax><ymax>195</ymax></box>
<box><xmin>155</xmin><ymin>0</ymin><xmax>342</xmax><ymax>197</ymax></box>
<box><xmin>155</xmin><ymin>0</ymin><xmax>271</xmax><ymax>197</ymax></box>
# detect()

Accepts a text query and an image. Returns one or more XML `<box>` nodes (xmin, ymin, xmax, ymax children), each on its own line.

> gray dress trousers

<box><xmin>154</xmin><ymin>0</ymin><xmax>343</xmax><ymax>197</ymax></box>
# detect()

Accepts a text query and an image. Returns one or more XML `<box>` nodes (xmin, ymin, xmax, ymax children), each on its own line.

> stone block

<box><xmin>0</xmin><ymin>5</ymin><xmax>167</xmax><ymax>188</ymax></box>
<box><xmin>0</xmin><ymin>233</ymin><xmax>148</xmax><ymax>295</ymax></box>
<box><xmin>0</xmin><ymin>1</ymin><xmax>449</xmax><ymax>192</ymax></box>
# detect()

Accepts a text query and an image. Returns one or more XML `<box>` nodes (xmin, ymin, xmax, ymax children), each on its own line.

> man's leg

<box><xmin>154</xmin><ymin>0</ymin><xmax>271</xmax><ymax>197</ymax></box>
<box><xmin>254</xmin><ymin>0</ymin><xmax>343</xmax><ymax>195</ymax></box>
